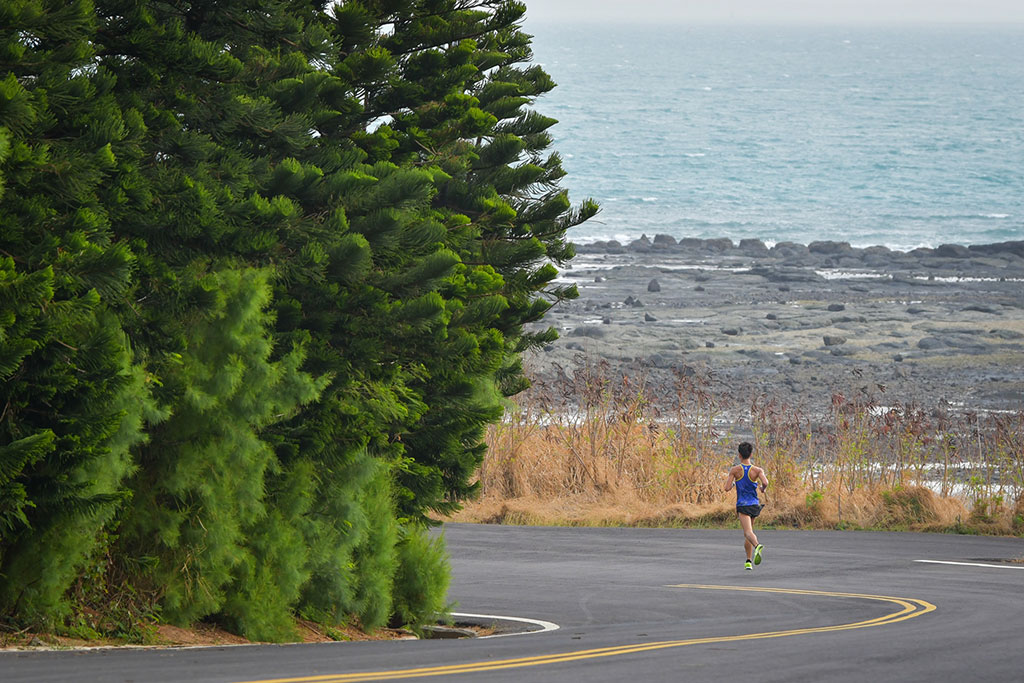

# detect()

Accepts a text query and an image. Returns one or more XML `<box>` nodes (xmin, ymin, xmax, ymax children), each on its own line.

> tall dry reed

<box><xmin>454</xmin><ymin>361</ymin><xmax>1023</xmax><ymax>534</ymax></box>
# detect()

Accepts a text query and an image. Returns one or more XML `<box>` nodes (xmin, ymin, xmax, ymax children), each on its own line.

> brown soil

<box><xmin>0</xmin><ymin>620</ymin><xmax>414</xmax><ymax>651</ymax></box>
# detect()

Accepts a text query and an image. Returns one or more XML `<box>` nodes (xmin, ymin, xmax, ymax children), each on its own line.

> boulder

<box><xmin>827</xmin><ymin>303</ymin><xmax>846</xmax><ymax>312</ymax></box>
<box><xmin>644</xmin><ymin>313</ymin><xmax>658</xmax><ymax>322</ymax></box>
<box><xmin>935</xmin><ymin>243</ymin><xmax>971</xmax><ymax>258</ymax></box>
<box><xmin>570</xmin><ymin>326</ymin><xmax>606</xmax><ymax>339</ymax></box>
<box><xmin>647</xmin><ymin>278</ymin><xmax>661</xmax><ymax>292</ymax></box>
<box><xmin>653</xmin><ymin>234</ymin><xmax>677</xmax><ymax>247</ymax></box>
<box><xmin>624</xmin><ymin>295</ymin><xmax>644</xmax><ymax>307</ymax></box>
<box><xmin>703</xmin><ymin>238</ymin><xmax>734</xmax><ymax>252</ymax></box>
<box><xmin>772</xmin><ymin>241</ymin><xmax>809</xmax><ymax>254</ymax></box>
<box><xmin>808</xmin><ymin>240</ymin><xmax>854</xmax><ymax>255</ymax></box>
<box><xmin>823</xmin><ymin>335</ymin><xmax>847</xmax><ymax>346</ymax></box>
<box><xmin>968</xmin><ymin>241</ymin><xmax>1024</xmax><ymax>259</ymax></box>
<box><xmin>628</xmin><ymin>235</ymin><xmax>652</xmax><ymax>252</ymax></box>
<box><xmin>739</xmin><ymin>238</ymin><xmax>769</xmax><ymax>254</ymax></box>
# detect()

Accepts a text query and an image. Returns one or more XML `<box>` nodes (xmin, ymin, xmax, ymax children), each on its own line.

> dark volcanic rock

<box><xmin>647</xmin><ymin>278</ymin><xmax>661</xmax><ymax>292</ymax></box>
<box><xmin>570</xmin><ymin>326</ymin><xmax>606</xmax><ymax>339</ymax></box>
<box><xmin>721</xmin><ymin>328</ymin><xmax>741</xmax><ymax>336</ymax></box>
<box><xmin>917</xmin><ymin>337</ymin><xmax>945</xmax><ymax>350</ymax></box>
<box><xmin>808</xmin><ymin>240</ymin><xmax>854</xmax><ymax>255</ymax></box>
<box><xmin>628</xmin><ymin>235</ymin><xmax>652</xmax><ymax>252</ymax></box>
<box><xmin>823</xmin><ymin>335</ymin><xmax>847</xmax><ymax>346</ymax></box>
<box><xmin>624</xmin><ymin>295</ymin><xmax>644</xmax><ymax>307</ymax></box>
<box><xmin>739</xmin><ymin>238</ymin><xmax>769</xmax><ymax>254</ymax></box>
<box><xmin>968</xmin><ymin>241</ymin><xmax>1024</xmax><ymax>259</ymax></box>
<box><xmin>863</xmin><ymin>253</ymin><xmax>897</xmax><ymax>267</ymax></box>
<box><xmin>704</xmin><ymin>238</ymin><xmax>735</xmax><ymax>252</ymax></box>
<box><xmin>646</xmin><ymin>353</ymin><xmax>675</xmax><ymax>369</ymax></box>
<box><xmin>653</xmin><ymin>234</ymin><xmax>677</xmax><ymax>247</ymax></box>
<box><xmin>962</xmin><ymin>304</ymin><xmax>1000</xmax><ymax>314</ymax></box>
<box><xmin>772</xmin><ymin>241</ymin><xmax>809</xmax><ymax>254</ymax></box>
<box><xmin>645</xmin><ymin>313</ymin><xmax>658</xmax><ymax>322</ymax></box>
<box><xmin>827</xmin><ymin>303</ymin><xmax>846</xmax><ymax>312</ymax></box>
<box><xmin>935</xmin><ymin>244</ymin><xmax>972</xmax><ymax>258</ymax></box>
<box><xmin>747</xmin><ymin>266</ymin><xmax>827</xmax><ymax>283</ymax></box>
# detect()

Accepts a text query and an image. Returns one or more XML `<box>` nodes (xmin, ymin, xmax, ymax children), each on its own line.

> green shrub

<box><xmin>390</xmin><ymin>527</ymin><xmax>451</xmax><ymax>634</ymax></box>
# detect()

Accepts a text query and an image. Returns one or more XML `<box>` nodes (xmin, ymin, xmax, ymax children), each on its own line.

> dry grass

<box><xmin>452</xmin><ymin>360</ymin><xmax>1024</xmax><ymax>536</ymax></box>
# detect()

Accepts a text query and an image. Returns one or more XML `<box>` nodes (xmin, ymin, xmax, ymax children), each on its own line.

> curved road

<box><xmin>3</xmin><ymin>524</ymin><xmax>1023</xmax><ymax>682</ymax></box>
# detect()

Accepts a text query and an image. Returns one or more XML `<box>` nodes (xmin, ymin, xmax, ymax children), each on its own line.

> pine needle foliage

<box><xmin>1</xmin><ymin>0</ymin><xmax>593</xmax><ymax>639</ymax></box>
<box><xmin>0</xmin><ymin>0</ymin><xmax>152</xmax><ymax>625</ymax></box>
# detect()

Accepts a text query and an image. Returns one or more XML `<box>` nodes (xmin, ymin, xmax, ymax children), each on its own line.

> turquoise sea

<box><xmin>527</xmin><ymin>23</ymin><xmax>1024</xmax><ymax>250</ymax></box>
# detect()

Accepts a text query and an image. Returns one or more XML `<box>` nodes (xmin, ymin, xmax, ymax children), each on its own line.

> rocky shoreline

<box><xmin>525</xmin><ymin>236</ymin><xmax>1024</xmax><ymax>416</ymax></box>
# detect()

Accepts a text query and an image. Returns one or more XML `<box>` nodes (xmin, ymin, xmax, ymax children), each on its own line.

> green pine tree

<box><xmin>0</xmin><ymin>0</ymin><xmax>154</xmax><ymax>625</ymax></box>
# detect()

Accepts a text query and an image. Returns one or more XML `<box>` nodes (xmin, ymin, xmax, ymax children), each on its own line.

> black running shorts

<box><xmin>736</xmin><ymin>504</ymin><xmax>763</xmax><ymax>518</ymax></box>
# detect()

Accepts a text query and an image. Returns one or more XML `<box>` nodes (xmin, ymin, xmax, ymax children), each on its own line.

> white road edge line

<box><xmin>915</xmin><ymin>560</ymin><xmax>1024</xmax><ymax>570</ymax></box>
<box><xmin>450</xmin><ymin>612</ymin><xmax>560</xmax><ymax>638</ymax></box>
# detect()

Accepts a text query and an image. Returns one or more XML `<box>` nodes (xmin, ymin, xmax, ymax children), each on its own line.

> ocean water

<box><xmin>526</xmin><ymin>23</ymin><xmax>1024</xmax><ymax>250</ymax></box>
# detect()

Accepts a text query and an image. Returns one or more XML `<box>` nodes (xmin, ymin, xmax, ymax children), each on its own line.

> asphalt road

<box><xmin>3</xmin><ymin>524</ymin><xmax>1023</xmax><ymax>682</ymax></box>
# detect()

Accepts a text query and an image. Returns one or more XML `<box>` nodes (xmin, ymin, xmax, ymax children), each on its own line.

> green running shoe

<box><xmin>753</xmin><ymin>544</ymin><xmax>764</xmax><ymax>565</ymax></box>
<box><xmin>744</xmin><ymin>560</ymin><xmax>752</xmax><ymax>570</ymax></box>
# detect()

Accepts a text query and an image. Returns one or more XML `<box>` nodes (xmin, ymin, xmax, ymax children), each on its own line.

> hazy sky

<box><xmin>523</xmin><ymin>0</ymin><xmax>1024</xmax><ymax>25</ymax></box>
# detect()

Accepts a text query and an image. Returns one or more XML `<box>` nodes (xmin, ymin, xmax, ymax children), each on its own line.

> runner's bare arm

<box><xmin>756</xmin><ymin>468</ymin><xmax>769</xmax><ymax>492</ymax></box>
<box><xmin>723</xmin><ymin>466</ymin><xmax>738</xmax><ymax>492</ymax></box>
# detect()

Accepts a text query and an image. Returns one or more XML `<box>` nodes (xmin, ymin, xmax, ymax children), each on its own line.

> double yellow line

<box><xmin>236</xmin><ymin>584</ymin><xmax>936</xmax><ymax>683</ymax></box>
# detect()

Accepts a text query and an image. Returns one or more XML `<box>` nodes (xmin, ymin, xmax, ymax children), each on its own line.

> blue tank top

<box><xmin>736</xmin><ymin>464</ymin><xmax>760</xmax><ymax>506</ymax></box>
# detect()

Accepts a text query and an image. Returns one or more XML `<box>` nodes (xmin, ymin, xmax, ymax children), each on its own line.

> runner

<box><xmin>723</xmin><ymin>442</ymin><xmax>768</xmax><ymax>570</ymax></box>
